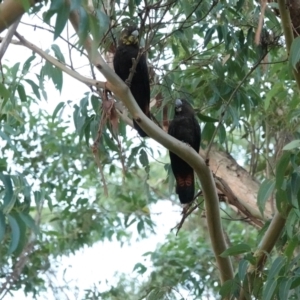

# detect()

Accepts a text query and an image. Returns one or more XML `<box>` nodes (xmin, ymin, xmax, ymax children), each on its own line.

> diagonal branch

<box><xmin>0</xmin><ymin>16</ymin><xmax>21</xmax><ymax>60</ymax></box>
<box><xmin>69</xmin><ymin>7</ymin><xmax>234</xmax><ymax>284</ymax></box>
<box><xmin>14</xmin><ymin>32</ymin><xmax>105</xmax><ymax>89</ymax></box>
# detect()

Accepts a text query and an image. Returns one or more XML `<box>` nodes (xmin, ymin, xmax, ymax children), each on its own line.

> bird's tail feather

<box><xmin>176</xmin><ymin>173</ymin><xmax>195</xmax><ymax>204</ymax></box>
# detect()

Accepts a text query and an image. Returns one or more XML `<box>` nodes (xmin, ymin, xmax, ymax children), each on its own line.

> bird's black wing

<box><xmin>192</xmin><ymin>116</ymin><xmax>201</xmax><ymax>153</ymax></box>
<box><xmin>168</xmin><ymin>117</ymin><xmax>196</xmax><ymax>204</ymax></box>
<box><xmin>113</xmin><ymin>44</ymin><xmax>150</xmax><ymax>137</ymax></box>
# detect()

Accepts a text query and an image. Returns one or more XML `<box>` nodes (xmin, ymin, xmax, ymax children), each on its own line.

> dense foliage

<box><xmin>1</xmin><ymin>0</ymin><xmax>300</xmax><ymax>299</ymax></box>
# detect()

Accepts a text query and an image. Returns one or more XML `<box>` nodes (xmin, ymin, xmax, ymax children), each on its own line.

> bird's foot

<box><xmin>125</xmin><ymin>78</ymin><xmax>131</xmax><ymax>87</ymax></box>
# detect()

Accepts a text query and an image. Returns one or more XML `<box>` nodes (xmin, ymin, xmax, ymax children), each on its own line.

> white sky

<box><xmin>1</xmin><ymin>11</ymin><xmax>196</xmax><ymax>300</ymax></box>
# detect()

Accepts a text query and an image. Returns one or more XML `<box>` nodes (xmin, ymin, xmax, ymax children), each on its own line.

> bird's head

<box><xmin>120</xmin><ymin>25</ymin><xmax>139</xmax><ymax>46</ymax></box>
<box><xmin>174</xmin><ymin>99</ymin><xmax>195</xmax><ymax>116</ymax></box>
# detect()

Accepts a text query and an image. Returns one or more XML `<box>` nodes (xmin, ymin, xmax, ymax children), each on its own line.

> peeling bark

<box><xmin>201</xmin><ymin>146</ymin><xmax>272</xmax><ymax>222</ymax></box>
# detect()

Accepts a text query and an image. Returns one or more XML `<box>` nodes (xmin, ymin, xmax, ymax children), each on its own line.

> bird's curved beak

<box><xmin>131</xmin><ymin>30</ymin><xmax>139</xmax><ymax>37</ymax></box>
<box><xmin>175</xmin><ymin>99</ymin><xmax>182</xmax><ymax>112</ymax></box>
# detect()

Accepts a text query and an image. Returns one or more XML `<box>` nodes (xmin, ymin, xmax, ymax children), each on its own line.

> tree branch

<box><xmin>278</xmin><ymin>0</ymin><xmax>300</xmax><ymax>89</ymax></box>
<box><xmin>69</xmin><ymin>7</ymin><xmax>234</xmax><ymax>284</ymax></box>
<box><xmin>0</xmin><ymin>16</ymin><xmax>21</xmax><ymax>60</ymax></box>
<box><xmin>0</xmin><ymin>0</ymin><xmax>39</xmax><ymax>33</ymax></box>
<box><xmin>14</xmin><ymin>32</ymin><xmax>105</xmax><ymax>89</ymax></box>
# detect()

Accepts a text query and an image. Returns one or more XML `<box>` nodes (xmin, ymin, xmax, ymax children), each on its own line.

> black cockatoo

<box><xmin>113</xmin><ymin>25</ymin><xmax>150</xmax><ymax>137</ymax></box>
<box><xmin>168</xmin><ymin>99</ymin><xmax>201</xmax><ymax>204</ymax></box>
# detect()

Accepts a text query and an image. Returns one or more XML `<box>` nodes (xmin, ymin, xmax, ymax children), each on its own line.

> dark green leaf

<box><xmin>0</xmin><ymin>173</ymin><xmax>13</xmax><ymax>207</ymax></box>
<box><xmin>257</xmin><ymin>179</ymin><xmax>275</xmax><ymax>216</ymax></box>
<box><xmin>218</xmin><ymin>124</ymin><xmax>226</xmax><ymax>144</ymax></box>
<box><xmin>201</xmin><ymin>122</ymin><xmax>216</xmax><ymax>146</ymax></box>
<box><xmin>19</xmin><ymin>213</ymin><xmax>39</xmax><ymax>235</ymax></box>
<box><xmin>219</xmin><ymin>279</ymin><xmax>237</xmax><ymax>297</ymax></box>
<box><xmin>268</xmin><ymin>257</ymin><xmax>285</xmax><ymax>279</ymax></box>
<box><xmin>0</xmin><ymin>211</ymin><xmax>6</xmax><ymax>242</ymax></box>
<box><xmin>51</xmin><ymin>44</ymin><xmax>65</xmax><ymax>63</ymax></box>
<box><xmin>52</xmin><ymin>102</ymin><xmax>65</xmax><ymax>121</ymax></box>
<box><xmin>278</xmin><ymin>278</ymin><xmax>293</xmax><ymax>300</ymax></box>
<box><xmin>22</xmin><ymin>55</ymin><xmax>36</xmax><ymax>74</ymax></box>
<box><xmin>7</xmin><ymin>214</ymin><xmax>20</xmax><ymax>254</ymax></box>
<box><xmin>0</xmin><ymin>82</ymin><xmax>10</xmax><ymax>99</ymax></box>
<box><xmin>289</xmin><ymin>37</ymin><xmax>300</xmax><ymax>71</ymax></box>
<box><xmin>133</xmin><ymin>262</ymin><xmax>147</xmax><ymax>274</ymax></box>
<box><xmin>262</xmin><ymin>278</ymin><xmax>277</xmax><ymax>300</ymax></box>
<box><xmin>283</xmin><ymin>139</ymin><xmax>300</xmax><ymax>150</ymax></box>
<box><xmin>238</xmin><ymin>259</ymin><xmax>248</xmax><ymax>281</ymax></box>
<box><xmin>204</xmin><ymin>27</ymin><xmax>215</xmax><ymax>48</ymax></box>
<box><xmin>197</xmin><ymin>113</ymin><xmax>218</xmax><ymax>122</ymax></box>
<box><xmin>276</xmin><ymin>152</ymin><xmax>290</xmax><ymax>189</ymax></box>
<box><xmin>17</xmin><ymin>84</ymin><xmax>27</xmax><ymax>102</ymax></box>
<box><xmin>54</xmin><ymin>2</ymin><xmax>70</xmax><ymax>40</ymax></box>
<box><xmin>220</xmin><ymin>243</ymin><xmax>251</xmax><ymax>257</ymax></box>
<box><xmin>25</xmin><ymin>79</ymin><xmax>41</xmax><ymax>100</ymax></box>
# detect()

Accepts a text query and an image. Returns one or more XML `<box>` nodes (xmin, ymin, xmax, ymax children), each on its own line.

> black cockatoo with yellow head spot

<box><xmin>113</xmin><ymin>25</ymin><xmax>151</xmax><ymax>137</ymax></box>
<box><xmin>168</xmin><ymin>99</ymin><xmax>201</xmax><ymax>204</ymax></box>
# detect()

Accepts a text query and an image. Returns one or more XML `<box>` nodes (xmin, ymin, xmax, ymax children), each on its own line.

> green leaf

<box><xmin>51</xmin><ymin>44</ymin><xmax>65</xmax><ymax>63</ymax></box>
<box><xmin>17</xmin><ymin>84</ymin><xmax>27</xmax><ymax>102</ymax></box>
<box><xmin>291</xmin><ymin>276</ymin><xmax>300</xmax><ymax>289</ymax></box>
<box><xmin>204</xmin><ymin>27</ymin><xmax>215</xmax><ymax>48</ymax></box>
<box><xmin>0</xmin><ymin>173</ymin><xmax>13</xmax><ymax>207</ymax></box>
<box><xmin>283</xmin><ymin>139</ymin><xmax>300</xmax><ymax>150</ymax></box>
<box><xmin>51</xmin><ymin>65</ymin><xmax>63</xmax><ymax>92</ymax></box>
<box><xmin>54</xmin><ymin>2</ymin><xmax>70</xmax><ymax>40</ymax></box>
<box><xmin>201</xmin><ymin>122</ymin><xmax>216</xmax><ymax>146</ymax></box>
<box><xmin>25</xmin><ymin>79</ymin><xmax>41</xmax><ymax>100</ymax></box>
<box><xmin>91</xmin><ymin>95</ymin><xmax>100</xmax><ymax>113</ymax></box>
<box><xmin>128</xmin><ymin>0</ymin><xmax>135</xmax><ymax>17</ymax></box>
<box><xmin>139</xmin><ymin>149</ymin><xmax>149</xmax><ymax>170</ymax></box>
<box><xmin>0</xmin><ymin>130</ymin><xmax>17</xmax><ymax>151</ymax></box>
<box><xmin>22</xmin><ymin>55</ymin><xmax>36</xmax><ymax>74</ymax></box>
<box><xmin>284</xmin><ymin>236</ymin><xmax>298</xmax><ymax>260</ymax></box>
<box><xmin>262</xmin><ymin>278</ymin><xmax>277</xmax><ymax>300</ymax></box>
<box><xmin>197</xmin><ymin>113</ymin><xmax>218</xmax><ymax>122</ymax></box>
<box><xmin>52</xmin><ymin>102</ymin><xmax>65</xmax><ymax>121</ymax></box>
<box><xmin>278</xmin><ymin>278</ymin><xmax>293</xmax><ymax>300</ymax></box>
<box><xmin>19</xmin><ymin>213</ymin><xmax>39</xmax><ymax>235</ymax></box>
<box><xmin>238</xmin><ymin>259</ymin><xmax>248</xmax><ymax>281</ymax></box>
<box><xmin>219</xmin><ymin>279</ymin><xmax>237</xmax><ymax>298</ymax></box>
<box><xmin>289</xmin><ymin>37</ymin><xmax>300</xmax><ymax>71</ymax></box>
<box><xmin>257</xmin><ymin>179</ymin><xmax>275</xmax><ymax>216</ymax></box>
<box><xmin>0</xmin><ymin>211</ymin><xmax>6</xmax><ymax>242</ymax></box>
<box><xmin>276</xmin><ymin>152</ymin><xmax>290</xmax><ymax>189</ymax></box>
<box><xmin>268</xmin><ymin>256</ymin><xmax>285</xmax><ymax>279</ymax></box>
<box><xmin>133</xmin><ymin>262</ymin><xmax>147</xmax><ymax>274</ymax></box>
<box><xmin>137</xmin><ymin>220</ymin><xmax>144</xmax><ymax>234</ymax></box>
<box><xmin>0</xmin><ymin>82</ymin><xmax>10</xmax><ymax>100</ymax></box>
<box><xmin>12</xmin><ymin>213</ymin><xmax>27</xmax><ymax>255</ymax></box>
<box><xmin>218</xmin><ymin>124</ymin><xmax>226</xmax><ymax>144</ymax></box>
<box><xmin>220</xmin><ymin>243</ymin><xmax>251</xmax><ymax>257</ymax></box>
<box><xmin>7</xmin><ymin>214</ymin><xmax>20</xmax><ymax>254</ymax></box>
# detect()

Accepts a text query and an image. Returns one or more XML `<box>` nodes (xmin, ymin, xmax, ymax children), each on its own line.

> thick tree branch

<box><xmin>0</xmin><ymin>0</ymin><xmax>38</xmax><ymax>33</ymax></box>
<box><xmin>278</xmin><ymin>0</ymin><xmax>300</xmax><ymax>89</ymax></box>
<box><xmin>69</xmin><ymin>7</ymin><xmax>234</xmax><ymax>284</ymax></box>
<box><xmin>0</xmin><ymin>16</ymin><xmax>21</xmax><ymax>59</ymax></box>
<box><xmin>14</xmin><ymin>32</ymin><xmax>105</xmax><ymax>89</ymax></box>
<box><xmin>252</xmin><ymin>209</ymin><xmax>291</xmax><ymax>271</ymax></box>
<box><xmin>202</xmin><ymin>147</ymin><xmax>272</xmax><ymax>221</ymax></box>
